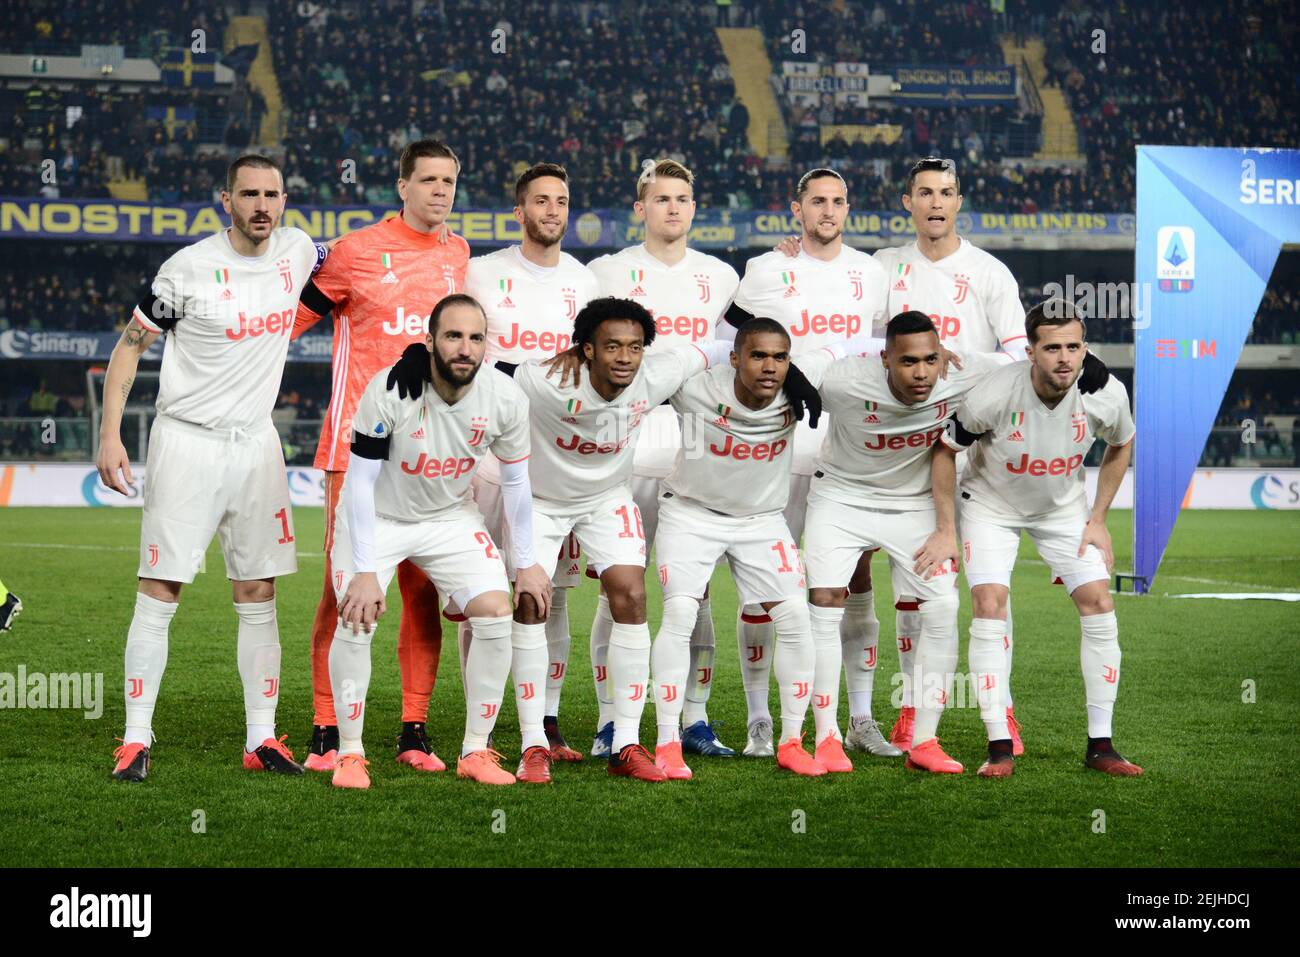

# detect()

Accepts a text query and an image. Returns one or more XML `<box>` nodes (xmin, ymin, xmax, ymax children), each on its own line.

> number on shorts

<box><xmin>474</xmin><ymin>531</ymin><xmax>498</xmax><ymax>560</ymax></box>
<box><xmin>275</xmin><ymin>507</ymin><xmax>294</xmax><ymax>544</ymax></box>
<box><xmin>615</xmin><ymin>504</ymin><xmax>645</xmax><ymax>540</ymax></box>
<box><xmin>771</xmin><ymin>540</ymin><xmax>794</xmax><ymax>573</ymax></box>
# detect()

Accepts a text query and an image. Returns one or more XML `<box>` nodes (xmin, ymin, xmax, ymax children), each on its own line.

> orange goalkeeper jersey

<box><xmin>293</xmin><ymin>214</ymin><xmax>470</xmax><ymax>472</ymax></box>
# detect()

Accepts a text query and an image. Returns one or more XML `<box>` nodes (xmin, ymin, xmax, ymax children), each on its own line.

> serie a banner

<box><xmin>0</xmin><ymin>198</ymin><xmax>1131</xmax><ymax>247</ymax></box>
<box><xmin>1133</xmin><ymin>146</ymin><xmax>1300</xmax><ymax>592</ymax></box>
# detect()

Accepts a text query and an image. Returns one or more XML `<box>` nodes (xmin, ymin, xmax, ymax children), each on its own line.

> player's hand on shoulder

<box><xmin>387</xmin><ymin>342</ymin><xmax>432</xmax><ymax>400</ymax></box>
<box><xmin>1078</xmin><ymin>351</ymin><xmax>1110</xmax><ymax>394</ymax></box>
<box><xmin>783</xmin><ymin>361</ymin><xmax>823</xmax><ymax>428</ymax></box>
<box><xmin>541</xmin><ymin>344</ymin><xmax>585</xmax><ymax>390</ymax></box>
<box><xmin>775</xmin><ymin>235</ymin><xmax>802</xmax><ymax>258</ymax></box>
<box><xmin>95</xmin><ymin>435</ymin><xmax>135</xmax><ymax>496</ymax></box>
<box><xmin>339</xmin><ymin>572</ymin><xmax>386</xmax><ymax>635</ymax></box>
<box><xmin>513</xmin><ymin>563</ymin><xmax>552</xmax><ymax>619</ymax></box>
<box><xmin>939</xmin><ymin>345</ymin><xmax>963</xmax><ymax>379</ymax></box>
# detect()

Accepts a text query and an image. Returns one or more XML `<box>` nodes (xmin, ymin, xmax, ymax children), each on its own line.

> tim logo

<box><xmin>897</xmin><ymin>636</ymin><xmax>913</xmax><ymax>653</ymax></box>
<box><xmin>469</xmin><ymin>416</ymin><xmax>489</xmax><ymax>447</ymax></box>
<box><xmin>147</xmin><ymin>544</ymin><xmax>159</xmax><ymax>568</ymax></box>
<box><xmin>1102</xmin><ymin>665</ymin><xmax>1118</xmax><ymax>684</ymax></box>
<box><xmin>594</xmin><ymin>665</ymin><xmax>607</xmax><ymax>682</ymax></box>
<box><xmin>563</xmin><ymin>288</ymin><xmax>577</xmax><ymax>320</ymax></box>
<box><xmin>746</xmin><ymin>645</ymin><xmax>764</xmax><ymax>663</ymax></box>
<box><xmin>658</xmin><ymin>565</ymin><xmax>669</xmax><ymax>587</ymax></box>
<box><xmin>793</xmin><ymin>681</ymin><xmax>809</xmax><ymax>699</ymax></box>
<box><xmin>848</xmin><ymin>270</ymin><xmax>863</xmax><ymax>301</ymax></box>
<box><xmin>660</xmin><ymin>684</ymin><xmax>678</xmax><ymax>703</ymax></box>
<box><xmin>549</xmin><ymin>662</ymin><xmax>565</xmax><ymax>680</ymax></box>
<box><xmin>696</xmin><ymin>273</ymin><xmax>711</xmax><ymax>302</ymax></box>
<box><xmin>814</xmin><ymin>693</ymin><xmax>831</xmax><ymax>709</ymax></box>
<box><xmin>864</xmin><ymin>647</ymin><xmax>876</xmax><ymax>668</ymax></box>
<box><xmin>347</xmin><ymin>701</ymin><xmax>363</xmax><ymax>721</ymax></box>
<box><xmin>629</xmin><ymin>684</ymin><xmax>644</xmax><ymax>702</ymax></box>
<box><xmin>952</xmin><ymin>274</ymin><xmax>970</xmax><ymax>305</ymax></box>
<box><xmin>697</xmin><ymin>667</ymin><xmax>712</xmax><ymax>685</ymax></box>
<box><xmin>934</xmin><ymin>400</ymin><xmax>949</xmax><ymax>421</ymax></box>
<box><xmin>1072</xmin><ymin>412</ymin><xmax>1088</xmax><ymax>443</ymax></box>
<box><xmin>481</xmin><ymin>703</ymin><xmax>498</xmax><ymax>719</ymax></box>
<box><xmin>519</xmin><ymin>682</ymin><xmax>535</xmax><ymax>700</ymax></box>
<box><xmin>127</xmin><ymin>678</ymin><xmax>143</xmax><ymax>699</ymax></box>
<box><xmin>277</xmin><ymin>258</ymin><xmax>293</xmax><ymax>293</ymax></box>
<box><xmin>262</xmin><ymin>677</ymin><xmax>278</xmax><ymax>698</ymax></box>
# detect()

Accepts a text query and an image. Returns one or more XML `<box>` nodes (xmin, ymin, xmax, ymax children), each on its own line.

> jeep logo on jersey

<box><xmin>953</xmin><ymin>274</ymin><xmax>971</xmax><ymax>305</ymax></box>
<box><xmin>382</xmin><ymin>306</ymin><xmax>426</xmax><ymax>337</ymax></box>
<box><xmin>655</xmin><ymin>314</ymin><xmax>710</xmax><ymax>340</ymax></box>
<box><xmin>789</xmin><ymin>309</ymin><xmax>861</xmax><ymax>337</ymax></box>
<box><xmin>400</xmin><ymin>452</ymin><xmax>476</xmax><ymax>479</ymax></box>
<box><xmin>1006</xmin><ymin>453</ymin><xmax>1084</xmax><ymax>477</ymax></box>
<box><xmin>556</xmin><ymin>433</ymin><xmax>631</xmax><ymax>455</ymax></box>
<box><xmin>497</xmin><ymin>324</ymin><xmax>571</xmax><ymax>354</ymax></box>
<box><xmin>848</xmin><ymin>270</ymin><xmax>863</xmax><ymax>301</ymax></box>
<box><xmin>277</xmin><ymin>257</ymin><xmax>293</xmax><ymax>293</ymax></box>
<box><xmin>225</xmin><ymin>310</ymin><xmax>294</xmax><ymax>341</ymax></box>
<box><xmin>863</xmin><ymin>427</ymin><xmax>945</xmax><ymax>451</ymax></box>
<box><xmin>902</xmin><ymin>303</ymin><xmax>961</xmax><ymax>340</ymax></box>
<box><xmin>563</xmin><ymin>288</ymin><xmax>577</xmax><ymax>320</ymax></box>
<box><xmin>696</xmin><ymin>273</ymin><xmax>711</xmax><ymax>302</ymax></box>
<box><xmin>709</xmin><ymin>434</ymin><xmax>788</xmax><ymax>461</ymax></box>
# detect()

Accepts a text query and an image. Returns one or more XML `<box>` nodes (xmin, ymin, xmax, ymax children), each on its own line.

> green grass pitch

<box><xmin>0</xmin><ymin>507</ymin><xmax>1296</xmax><ymax>867</ymax></box>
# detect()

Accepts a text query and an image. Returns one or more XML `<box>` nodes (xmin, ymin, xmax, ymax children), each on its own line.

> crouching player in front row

<box><xmin>328</xmin><ymin>294</ymin><xmax>553</xmax><ymax>789</ymax></box>
<box><xmin>937</xmin><ymin>299</ymin><xmax>1141</xmax><ymax>778</ymax></box>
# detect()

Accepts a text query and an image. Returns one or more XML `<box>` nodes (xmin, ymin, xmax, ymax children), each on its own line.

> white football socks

<box><xmin>809</xmin><ymin>603</ymin><xmax>845</xmax><ymax>744</ymax></box>
<box><xmin>590</xmin><ymin>591</ymin><xmax>614</xmax><ymax>728</ymax></box>
<box><xmin>969</xmin><ymin>616</ymin><xmax>1010</xmax><ymax>741</ymax></box>
<box><xmin>329</xmin><ymin>618</ymin><xmax>373</xmax><ymax>757</ymax></box>
<box><xmin>681</xmin><ymin>598</ymin><xmax>716</xmax><ymax>728</ymax></box>
<box><xmin>123</xmin><ymin>592</ymin><xmax>176</xmax><ymax>746</ymax></box>
<box><xmin>895</xmin><ymin>599</ymin><xmax>921</xmax><ymax>709</ymax></box>
<box><xmin>461</xmin><ymin>615</ymin><xmax>513</xmax><ymax>755</ymax></box>
<box><xmin>652</xmin><ymin>596</ymin><xmax>697</xmax><ymax>746</ymax></box>
<box><xmin>609</xmin><ymin>621</ymin><xmax>651</xmax><ymax>752</ymax></box>
<box><xmin>544</xmin><ymin>587</ymin><xmax>570</xmax><ymax>717</ymax></box>
<box><xmin>511</xmin><ymin>621</ymin><xmax>548</xmax><ymax>750</ymax></box>
<box><xmin>1080</xmin><ymin>611</ymin><xmax>1120</xmax><ymax>738</ymax></box>
<box><xmin>912</xmin><ymin>595</ymin><xmax>959</xmax><ymax>745</ymax></box>
<box><xmin>737</xmin><ymin>604</ymin><xmax>773</xmax><ymax>724</ymax></box>
<box><xmin>235</xmin><ymin>599</ymin><xmax>281</xmax><ymax>752</ymax></box>
<box><xmin>841</xmin><ymin>589</ymin><xmax>879</xmax><ymax>721</ymax></box>
<box><xmin>456</xmin><ymin>617</ymin><xmax>474</xmax><ymax>697</ymax></box>
<box><xmin>1005</xmin><ymin>602</ymin><xmax>1015</xmax><ymax>708</ymax></box>
<box><xmin>769</xmin><ymin>599</ymin><xmax>814</xmax><ymax>744</ymax></box>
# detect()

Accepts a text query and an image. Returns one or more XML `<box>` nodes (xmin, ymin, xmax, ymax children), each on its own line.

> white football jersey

<box><xmin>664</xmin><ymin>347</ymin><xmax>839</xmax><ymax>517</ymax></box>
<box><xmin>133</xmin><ymin>227</ymin><xmax>321</xmax><ymax>430</ymax></box>
<box><xmin>466</xmin><ymin>245</ymin><xmax>601</xmax><ymax>365</ymax></box>
<box><xmin>875</xmin><ymin>238</ymin><xmax>1027</xmax><ymax>357</ymax></box>
<box><xmin>349</xmin><ymin>366</ymin><xmax>529</xmax><ymax>524</ymax></box>
<box><xmin>734</xmin><ymin>246</ymin><xmax>890</xmax><ymax>474</ymax></box>
<box><xmin>589</xmin><ymin>244</ymin><xmax>740</xmax><ymax>477</ymax></box>
<box><xmin>814</xmin><ymin>351</ymin><xmax>1010</xmax><ymax>510</ymax></box>
<box><xmin>515</xmin><ymin>346</ymin><xmax>710</xmax><ymax>508</ymax></box>
<box><xmin>947</xmin><ymin>361</ymin><xmax>1135</xmax><ymax>523</ymax></box>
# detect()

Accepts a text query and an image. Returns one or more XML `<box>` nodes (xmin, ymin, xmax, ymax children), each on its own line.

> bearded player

<box><xmin>461</xmin><ymin>163</ymin><xmax>599</xmax><ymax>762</ymax></box>
<box><xmin>100</xmin><ymin>154</ymin><xmax>327</xmax><ymax>781</ymax></box>
<box><xmin>586</xmin><ymin>159</ymin><xmax>740</xmax><ymax>759</ymax></box>
<box><xmin>722</xmin><ymin>168</ymin><xmax>889</xmax><ymax>759</ymax></box>
<box><xmin>939</xmin><ymin>300</ymin><xmax>1140</xmax><ymax>778</ymax></box>
<box><xmin>291</xmin><ymin>139</ymin><xmax>469</xmax><ymax>773</ymax></box>
<box><xmin>326</xmin><ymin>295</ymin><xmax>552</xmax><ymax>789</ymax></box>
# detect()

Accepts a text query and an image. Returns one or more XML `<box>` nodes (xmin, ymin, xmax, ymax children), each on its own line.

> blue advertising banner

<box><xmin>0</xmin><ymin>328</ymin><xmax>333</xmax><ymax>363</ymax></box>
<box><xmin>891</xmin><ymin>64</ymin><xmax>1017</xmax><ymax>105</ymax></box>
<box><xmin>0</xmin><ymin>198</ymin><xmax>1129</xmax><ymax>247</ymax></box>
<box><xmin>1133</xmin><ymin>146</ymin><xmax>1300</xmax><ymax>593</ymax></box>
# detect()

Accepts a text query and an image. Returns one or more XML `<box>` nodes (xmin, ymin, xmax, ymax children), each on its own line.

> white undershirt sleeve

<box><xmin>499</xmin><ymin>458</ymin><xmax>537</xmax><ymax>570</ymax></box>
<box><xmin>344</xmin><ymin>455</ymin><xmax>382</xmax><ymax>573</ymax></box>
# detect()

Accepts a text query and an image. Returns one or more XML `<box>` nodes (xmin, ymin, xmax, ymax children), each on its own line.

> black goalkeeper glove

<box><xmin>1078</xmin><ymin>351</ymin><xmax>1110</xmax><ymax>394</ymax></box>
<box><xmin>386</xmin><ymin>342</ymin><xmax>432</xmax><ymax>399</ymax></box>
<box><xmin>783</xmin><ymin>361</ymin><xmax>823</xmax><ymax>430</ymax></box>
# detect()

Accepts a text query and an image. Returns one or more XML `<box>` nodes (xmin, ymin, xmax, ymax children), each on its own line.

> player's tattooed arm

<box><xmin>96</xmin><ymin>318</ymin><xmax>158</xmax><ymax>496</ymax></box>
<box><xmin>120</xmin><ymin>316</ymin><xmax>160</xmax><ymax>353</ymax></box>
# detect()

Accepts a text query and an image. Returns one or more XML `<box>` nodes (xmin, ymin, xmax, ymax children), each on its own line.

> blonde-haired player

<box><xmin>586</xmin><ymin>159</ymin><xmax>740</xmax><ymax>758</ymax></box>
